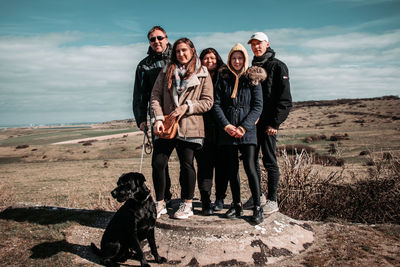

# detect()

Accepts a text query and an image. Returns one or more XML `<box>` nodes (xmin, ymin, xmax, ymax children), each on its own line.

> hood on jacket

<box><xmin>227</xmin><ymin>43</ymin><xmax>249</xmax><ymax>98</ymax></box>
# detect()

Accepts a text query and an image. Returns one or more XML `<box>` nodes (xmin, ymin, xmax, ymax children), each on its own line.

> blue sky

<box><xmin>0</xmin><ymin>0</ymin><xmax>399</xmax><ymax>126</ymax></box>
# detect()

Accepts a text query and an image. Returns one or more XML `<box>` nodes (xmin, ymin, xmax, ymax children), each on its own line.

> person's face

<box><xmin>201</xmin><ymin>52</ymin><xmax>217</xmax><ymax>72</ymax></box>
<box><xmin>230</xmin><ymin>51</ymin><xmax>244</xmax><ymax>71</ymax></box>
<box><xmin>148</xmin><ymin>29</ymin><xmax>168</xmax><ymax>53</ymax></box>
<box><xmin>176</xmin><ymin>43</ymin><xmax>194</xmax><ymax>65</ymax></box>
<box><xmin>250</xmin><ymin>39</ymin><xmax>269</xmax><ymax>57</ymax></box>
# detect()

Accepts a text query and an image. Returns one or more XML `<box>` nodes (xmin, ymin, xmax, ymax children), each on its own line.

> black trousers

<box><xmin>194</xmin><ymin>140</ymin><xmax>226</xmax><ymax>204</ymax></box>
<box><xmin>152</xmin><ymin>138</ymin><xmax>200</xmax><ymax>201</ymax></box>
<box><xmin>219</xmin><ymin>144</ymin><xmax>260</xmax><ymax>206</ymax></box>
<box><xmin>150</xmin><ymin>130</ymin><xmax>172</xmax><ymax>200</ymax></box>
<box><xmin>256</xmin><ymin>126</ymin><xmax>279</xmax><ymax>201</ymax></box>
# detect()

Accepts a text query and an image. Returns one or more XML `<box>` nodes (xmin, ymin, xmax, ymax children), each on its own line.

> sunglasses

<box><xmin>149</xmin><ymin>36</ymin><xmax>166</xmax><ymax>42</ymax></box>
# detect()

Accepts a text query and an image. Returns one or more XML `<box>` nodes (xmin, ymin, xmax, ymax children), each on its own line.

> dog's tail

<box><xmin>90</xmin><ymin>242</ymin><xmax>102</xmax><ymax>256</ymax></box>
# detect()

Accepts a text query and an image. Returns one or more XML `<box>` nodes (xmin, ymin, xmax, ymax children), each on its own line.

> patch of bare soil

<box><xmin>274</xmin><ymin>222</ymin><xmax>400</xmax><ymax>267</ymax></box>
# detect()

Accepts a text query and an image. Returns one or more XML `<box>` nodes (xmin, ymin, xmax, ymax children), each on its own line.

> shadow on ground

<box><xmin>0</xmin><ymin>205</ymin><xmax>113</xmax><ymax>228</ymax></box>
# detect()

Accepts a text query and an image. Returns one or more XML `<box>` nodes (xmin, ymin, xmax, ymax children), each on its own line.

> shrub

<box><xmin>330</xmin><ymin>133</ymin><xmax>349</xmax><ymax>141</ymax></box>
<box><xmin>277</xmin><ymin>144</ymin><xmax>315</xmax><ymax>155</ymax></box>
<box><xmin>272</xmin><ymin>149</ymin><xmax>400</xmax><ymax>224</ymax></box>
<box><xmin>313</xmin><ymin>153</ymin><xmax>345</xmax><ymax>166</ymax></box>
<box><xmin>304</xmin><ymin>134</ymin><xmax>326</xmax><ymax>143</ymax></box>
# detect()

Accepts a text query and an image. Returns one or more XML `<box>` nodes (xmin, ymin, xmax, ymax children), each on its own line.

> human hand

<box><xmin>169</xmin><ymin>104</ymin><xmax>188</xmax><ymax>119</ymax></box>
<box><xmin>139</xmin><ymin>121</ymin><xmax>148</xmax><ymax>131</ymax></box>
<box><xmin>266</xmin><ymin>126</ymin><xmax>277</xmax><ymax>136</ymax></box>
<box><xmin>233</xmin><ymin>127</ymin><xmax>245</xmax><ymax>138</ymax></box>
<box><xmin>153</xmin><ymin>120</ymin><xmax>164</xmax><ymax>135</ymax></box>
<box><xmin>225</xmin><ymin>124</ymin><xmax>237</xmax><ymax>137</ymax></box>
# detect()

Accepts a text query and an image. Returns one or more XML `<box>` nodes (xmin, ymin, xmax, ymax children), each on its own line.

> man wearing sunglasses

<box><xmin>133</xmin><ymin>26</ymin><xmax>173</xmax><ymax>204</ymax></box>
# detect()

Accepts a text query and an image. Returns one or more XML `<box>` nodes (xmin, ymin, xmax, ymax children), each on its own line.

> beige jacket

<box><xmin>150</xmin><ymin>65</ymin><xmax>214</xmax><ymax>138</ymax></box>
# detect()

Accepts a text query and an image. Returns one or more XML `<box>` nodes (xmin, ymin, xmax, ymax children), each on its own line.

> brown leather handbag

<box><xmin>158</xmin><ymin>113</ymin><xmax>183</xmax><ymax>139</ymax></box>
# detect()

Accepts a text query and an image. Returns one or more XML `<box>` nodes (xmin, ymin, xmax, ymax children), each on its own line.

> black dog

<box><xmin>91</xmin><ymin>172</ymin><xmax>167</xmax><ymax>267</ymax></box>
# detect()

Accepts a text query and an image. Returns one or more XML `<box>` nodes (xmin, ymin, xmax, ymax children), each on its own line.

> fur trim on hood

<box><xmin>218</xmin><ymin>65</ymin><xmax>267</xmax><ymax>87</ymax></box>
<box><xmin>227</xmin><ymin>43</ymin><xmax>249</xmax><ymax>98</ymax></box>
<box><xmin>244</xmin><ymin>66</ymin><xmax>267</xmax><ymax>86</ymax></box>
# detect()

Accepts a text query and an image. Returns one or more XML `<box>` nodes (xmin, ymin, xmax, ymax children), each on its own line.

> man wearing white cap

<box><xmin>244</xmin><ymin>32</ymin><xmax>292</xmax><ymax>214</ymax></box>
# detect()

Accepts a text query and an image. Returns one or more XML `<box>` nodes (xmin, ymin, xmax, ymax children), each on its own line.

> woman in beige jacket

<box><xmin>150</xmin><ymin>37</ymin><xmax>213</xmax><ymax>219</ymax></box>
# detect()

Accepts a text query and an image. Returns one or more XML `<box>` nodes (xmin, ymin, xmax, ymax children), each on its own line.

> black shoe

<box><xmin>213</xmin><ymin>199</ymin><xmax>224</xmax><ymax>211</ymax></box>
<box><xmin>225</xmin><ymin>203</ymin><xmax>243</xmax><ymax>219</ymax></box>
<box><xmin>252</xmin><ymin>206</ymin><xmax>264</xmax><ymax>224</ymax></box>
<box><xmin>202</xmin><ymin>203</ymin><xmax>214</xmax><ymax>216</ymax></box>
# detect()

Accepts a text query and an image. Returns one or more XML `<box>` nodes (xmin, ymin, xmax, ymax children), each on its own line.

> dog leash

<box><xmin>139</xmin><ymin>125</ymin><xmax>152</xmax><ymax>173</ymax></box>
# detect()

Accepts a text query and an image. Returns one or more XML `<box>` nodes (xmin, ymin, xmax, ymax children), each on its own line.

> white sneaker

<box><xmin>243</xmin><ymin>193</ymin><xmax>267</xmax><ymax>210</ymax></box>
<box><xmin>260</xmin><ymin>193</ymin><xmax>267</xmax><ymax>207</ymax></box>
<box><xmin>264</xmin><ymin>200</ymin><xmax>279</xmax><ymax>214</ymax></box>
<box><xmin>156</xmin><ymin>201</ymin><xmax>167</xmax><ymax>219</ymax></box>
<box><xmin>173</xmin><ymin>202</ymin><xmax>193</xmax><ymax>219</ymax></box>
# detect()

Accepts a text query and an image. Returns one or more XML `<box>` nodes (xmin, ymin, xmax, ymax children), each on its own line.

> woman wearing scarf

<box><xmin>151</xmin><ymin>38</ymin><xmax>213</xmax><ymax>220</ymax></box>
<box><xmin>213</xmin><ymin>43</ymin><xmax>265</xmax><ymax>224</ymax></box>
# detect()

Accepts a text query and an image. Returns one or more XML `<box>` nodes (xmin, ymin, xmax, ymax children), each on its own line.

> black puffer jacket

<box><xmin>252</xmin><ymin>47</ymin><xmax>292</xmax><ymax>130</ymax></box>
<box><xmin>132</xmin><ymin>44</ymin><xmax>172</xmax><ymax>128</ymax></box>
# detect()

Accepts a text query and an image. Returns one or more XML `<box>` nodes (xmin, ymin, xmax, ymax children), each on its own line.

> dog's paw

<box><xmin>156</xmin><ymin>256</ymin><xmax>167</xmax><ymax>263</ymax></box>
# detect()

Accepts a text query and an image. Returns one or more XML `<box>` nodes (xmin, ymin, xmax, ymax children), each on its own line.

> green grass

<box><xmin>0</xmin><ymin>127</ymin><xmax>138</xmax><ymax>146</ymax></box>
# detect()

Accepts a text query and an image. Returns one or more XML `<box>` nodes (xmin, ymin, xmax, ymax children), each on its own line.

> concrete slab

<box><xmin>152</xmin><ymin>204</ymin><xmax>314</xmax><ymax>266</ymax></box>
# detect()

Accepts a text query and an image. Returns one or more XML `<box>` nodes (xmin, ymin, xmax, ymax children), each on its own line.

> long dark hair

<box><xmin>166</xmin><ymin>38</ymin><xmax>198</xmax><ymax>90</ymax></box>
<box><xmin>199</xmin><ymin>48</ymin><xmax>224</xmax><ymax>72</ymax></box>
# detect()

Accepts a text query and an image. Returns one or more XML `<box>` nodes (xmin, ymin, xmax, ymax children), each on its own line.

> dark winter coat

<box><xmin>252</xmin><ymin>47</ymin><xmax>292</xmax><ymax>130</ymax></box>
<box><xmin>202</xmin><ymin>64</ymin><xmax>226</xmax><ymax>144</ymax></box>
<box><xmin>132</xmin><ymin>44</ymin><xmax>172</xmax><ymax>128</ymax></box>
<box><xmin>214</xmin><ymin>65</ymin><xmax>263</xmax><ymax>146</ymax></box>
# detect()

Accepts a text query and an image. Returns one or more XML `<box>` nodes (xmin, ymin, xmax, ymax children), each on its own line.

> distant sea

<box><xmin>0</xmin><ymin>121</ymin><xmax>100</xmax><ymax>130</ymax></box>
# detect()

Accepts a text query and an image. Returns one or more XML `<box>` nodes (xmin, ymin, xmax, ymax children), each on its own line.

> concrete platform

<box><xmin>153</xmin><ymin>202</ymin><xmax>314</xmax><ymax>266</ymax></box>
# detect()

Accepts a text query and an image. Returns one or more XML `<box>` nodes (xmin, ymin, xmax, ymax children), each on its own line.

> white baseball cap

<box><xmin>247</xmin><ymin>32</ymin><xmax>269</xmax><ymax>44</ymax></box>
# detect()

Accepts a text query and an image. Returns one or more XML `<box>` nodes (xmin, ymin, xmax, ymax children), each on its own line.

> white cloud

<box><xmin>0</xmin><ymin>33</ymin><xmax>148</xmax><ymax>125</ymax></box>
<box><xmin>0</xmin><ymin>27</ymin><xmax>399</xmax><ymax>126</ymax></box>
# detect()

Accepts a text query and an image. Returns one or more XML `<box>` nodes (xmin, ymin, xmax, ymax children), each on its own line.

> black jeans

<box><xmin>152</xmin><ymin>138</ymin><xmax>200</xmax><ymax>201</ymax></box>
<box><xmin>220</xmin><ymin>144</ymin><xmax>260</xmax><ymax>206</ymax></box>
<box><xmin>256</xmin><ymin>126</ymin><xmax>279</xmax><ymax>201</ymax></box>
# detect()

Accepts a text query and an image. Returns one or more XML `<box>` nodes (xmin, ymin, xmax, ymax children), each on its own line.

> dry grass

<box><xmin>0</xmin><ymin>96</ymin><xmax>399</xmax><ymax>266</ymax></box>
<box><xmin>274</xmin><ymin>149</ymin><xmax>400</xmax><ymax>224</ymax></box>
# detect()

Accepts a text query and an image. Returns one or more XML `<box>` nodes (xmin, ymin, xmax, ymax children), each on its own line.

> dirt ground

<box><xmin>0</xmin><ymin>96</ymin><xmax>400</xmax><ymax>266</ymax></box>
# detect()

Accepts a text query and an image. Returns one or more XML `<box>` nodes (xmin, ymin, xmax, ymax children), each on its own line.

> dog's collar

<box><xmin>136</xmin><ymin>192</ymin><xmax>151</xmax><ymax>204</ymax></box>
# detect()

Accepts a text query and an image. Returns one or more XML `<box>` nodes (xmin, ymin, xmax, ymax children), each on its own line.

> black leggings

<box><xmin>219</xmin><ymin>144</ymin><xmax>260</xmax><ymax>206</ymax></box>
<box><xmin>152</xmin><ymin>138</ymin><xmax>200</xmax><ymax>201</ymax></box>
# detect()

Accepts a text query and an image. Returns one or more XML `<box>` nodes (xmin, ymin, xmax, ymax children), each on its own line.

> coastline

<box><xmin>1</xmin><ymin>96</ymin><xmax>397</xmax><ymax>130</ymax></box>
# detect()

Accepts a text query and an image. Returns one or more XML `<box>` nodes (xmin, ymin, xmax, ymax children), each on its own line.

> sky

<box><xmin>0</xmin><ymin>0</ymin><xmax>399</xmax><ymax>127</ymax></box>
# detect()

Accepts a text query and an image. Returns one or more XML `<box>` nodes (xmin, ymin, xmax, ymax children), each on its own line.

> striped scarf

<box><xmin>173</xmin><ymin>59</ymin><xmax>201</xmax><ymax>95</ymax></box>
<box><xmin>173</xmin><ymin>65</ymin><xmax>188</xmax><ymax>95</ymax></box>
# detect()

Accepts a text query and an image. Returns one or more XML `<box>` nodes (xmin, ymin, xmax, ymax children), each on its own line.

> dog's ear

<box><xmin>135</xmin><ymin>173</ymin><xmax>146</xmax><ymax>185</ymax></box>
<box><xmin>117</xmin><ymin>172</ymin><xmax>134</xmax><ymax>185</ymax></box>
